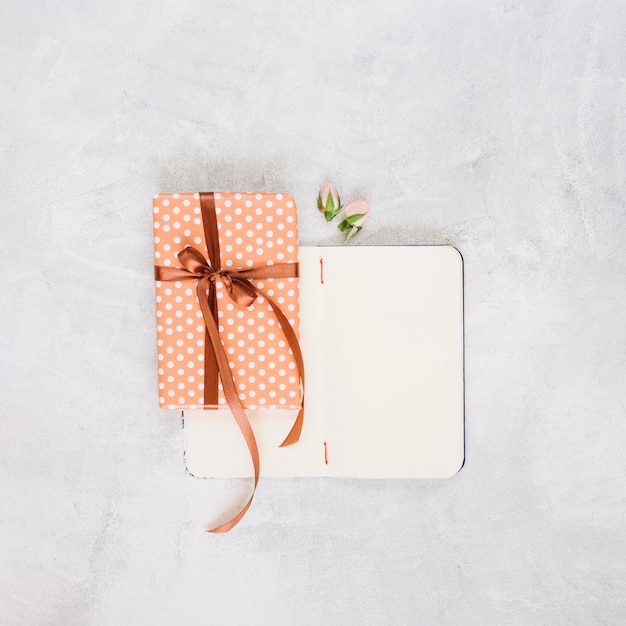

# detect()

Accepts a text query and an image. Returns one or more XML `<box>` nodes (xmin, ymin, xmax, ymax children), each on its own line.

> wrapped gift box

<box><xmin>152</xmin><ymin>192</ymin><xmax>301</xmax><ymax>411</ymax></box>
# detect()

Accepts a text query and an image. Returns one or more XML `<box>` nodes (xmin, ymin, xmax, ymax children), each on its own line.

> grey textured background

<box><xmin>1</xmin><ymin>1</ymin><xmax>625</xmax><ymax>624</ymax></box>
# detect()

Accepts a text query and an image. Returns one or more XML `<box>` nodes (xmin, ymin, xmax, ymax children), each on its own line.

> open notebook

<box><xmin>184</xmin><ymin>245</ymin><xmax>464</xmax><ymax>478</ymax></box>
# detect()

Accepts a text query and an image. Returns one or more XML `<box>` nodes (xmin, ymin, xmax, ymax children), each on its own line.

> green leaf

<box><xmin>345</xmin><ymin>213</ymin><xmax>366</xmax><ymax>226</ymax></box>
<box><xmin>344</xmin><ymin>225</ymin><xmax>361</xmax><ymax>242</ymax></box>
<box><xmin>317</xmin><ymin>193</ymin><xmax>323</xmax><ymax>211</ymax></box>
<box><xmin>336</xmin><ymin>219</ymin><xmax>351</xmax><ymax>232</ymax></box>
<box><xmin>324</xmin><ymin>210</ymin><xmax>336</xmax><ymax>222</ymax></box>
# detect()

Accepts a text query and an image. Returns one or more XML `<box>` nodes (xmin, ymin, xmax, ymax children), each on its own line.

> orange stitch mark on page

<box><xmin>319</xmin><ymin>258</ymin><xmax>324</xmax><ymax>284</ymax></box>
<box><xmin>323</xmin><ymin>441</ymin><xmax>328</xmax><ymax>465</ymax></box>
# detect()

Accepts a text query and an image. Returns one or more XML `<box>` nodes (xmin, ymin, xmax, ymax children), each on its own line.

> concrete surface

<box><xmin>1</xmin><ymin>1</ymin><xmax>625</xmax><ymax>624</ymax></box>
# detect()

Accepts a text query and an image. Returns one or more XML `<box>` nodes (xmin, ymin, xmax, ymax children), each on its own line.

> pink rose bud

<box><xmin>337</xmin><ymin>199</ymin><xmax>370</xmax><ymax>241</ymax></box>
<box><xmin>317</xmin><ymin>182</ymin><xmax>342</xmax><ymax>222</ymax></box>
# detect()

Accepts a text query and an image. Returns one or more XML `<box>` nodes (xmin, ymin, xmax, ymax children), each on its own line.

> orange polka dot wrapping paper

<box><xmin>153</xmin><ymin>192</ymin><xmax>301</xmax><ymax>411</ymax></box>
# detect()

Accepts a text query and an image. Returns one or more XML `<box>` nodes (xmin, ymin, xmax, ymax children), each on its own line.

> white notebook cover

<box><xmin>183</xmin><ymin>245</ymin><xmax>464</xmax><ymax>478</ymax></box>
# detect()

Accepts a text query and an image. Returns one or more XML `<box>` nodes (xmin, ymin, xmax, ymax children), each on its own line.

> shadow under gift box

<box><xmin>153</xmin><ymin>192</ymin><xmax>301</xmax><ymax>411</ymax></box>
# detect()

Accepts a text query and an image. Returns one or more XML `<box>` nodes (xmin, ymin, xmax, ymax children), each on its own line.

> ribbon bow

<box><xmin>154</xmin><ymin>193</ymin><xmax>304</xmax><ymax>533</ymax></box>
<box><xmin>157</xmin><ymin>245</ymin><xmax>288</xmax><ymax>308</ymax></box>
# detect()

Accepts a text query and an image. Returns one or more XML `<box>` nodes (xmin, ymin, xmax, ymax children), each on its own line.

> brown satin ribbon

<box><xmin>154</xmin><ymin>192</ymin><xmax>305</xmax><ymax>533</ymax></box>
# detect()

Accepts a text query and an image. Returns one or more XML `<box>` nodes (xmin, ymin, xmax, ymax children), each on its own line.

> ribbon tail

<box><xmin>262</xmin><ymin>291</ymin><xmax>306</xmax><ymax>447</ymax></box>
<box><xmin>208</xmin><ymin>494</ymin><xmax>256</xmax><ymax>534</ymax></box>
<box><xmin>196</xmin><ymin>277</ymin><xmax>260</xmax><ymax>533</ymax></box>
<box><xmin>278</xmin><ymin>406</ymin><xmax>304</xmax><ymax>448</ymax></box>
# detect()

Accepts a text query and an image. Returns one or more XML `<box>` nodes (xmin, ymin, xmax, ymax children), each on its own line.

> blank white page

<box><xmin>322</xmin><ymin>246</ymin><xmax>464</xmax><ymax>478</ymax></box>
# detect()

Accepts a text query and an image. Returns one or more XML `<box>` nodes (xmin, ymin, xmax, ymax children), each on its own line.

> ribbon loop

<box><xmin>178</xmin><ymin>245</ymin><xmax>212</xmax><ymax>275</ymax></box>
<box><xmin>226</xmin><ymin>275</ymin><xmax>258</xmax><ymax>307</ymax></box>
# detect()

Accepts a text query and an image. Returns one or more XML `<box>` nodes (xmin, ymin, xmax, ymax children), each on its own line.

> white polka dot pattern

<box><xmin>153</xmin><ymin>192</ymin><xmax>300</xmax><ymax>410</ymax></box>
